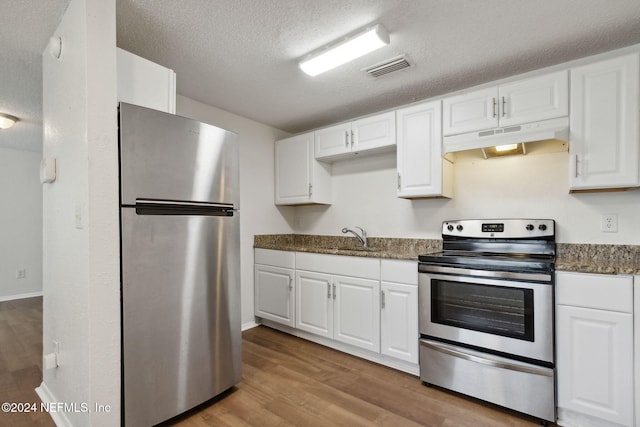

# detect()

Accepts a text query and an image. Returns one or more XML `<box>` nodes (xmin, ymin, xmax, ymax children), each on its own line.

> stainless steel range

<box><xmin>418</xmin><ymin>219</ymin><xmax>556</xmax><ymax>423</ymax></box>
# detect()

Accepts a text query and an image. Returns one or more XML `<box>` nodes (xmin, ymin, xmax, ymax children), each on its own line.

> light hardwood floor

<box><xmin>1</xmin><ymin>299</ymin><xmax>550</xmax><ymax>426</ymax></box>
<box><xmin>0</xmin><ymin>297</ymin><xmax>54</xmax><ymax>427</ymax></box>
<box><xmin>170</xmin><ymin>326</ymin><xmax>549</xmax><ymax>427</ymax></box>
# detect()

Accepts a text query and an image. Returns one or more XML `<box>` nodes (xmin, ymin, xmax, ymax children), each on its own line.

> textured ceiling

<box><xmin>3</xmin><ymin>0</ymin><xmax>640</xmax><ymax>151</ymax></box>
<box><xmin>0</xmin><ymin>0</ymin><xmax>70</xmax><ymax>151</ymax></box>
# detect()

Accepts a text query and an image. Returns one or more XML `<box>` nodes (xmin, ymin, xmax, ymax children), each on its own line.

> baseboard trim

<box><xmin>259</xmin><ymin>319</ymin><xmax>420</xmax><ymax>376</ymax></box>
<box><xmin>0</xmin><ymin>291</ymin><xmax>43</xmax><ymax>302</ymax></box>
<box><xmin>35</xmin><ymin>382</ymin><xmax>73</xmax><ymax>427</ymax></box>
<box><xmin>241</xmin><ymin>321</ymin><xmax>259</xmax><ymax>331</ymax></box>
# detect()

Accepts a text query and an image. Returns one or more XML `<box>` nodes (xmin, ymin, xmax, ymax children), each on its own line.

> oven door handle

<box><xmin>418</xmin><ymin>271</ymin><xmax>551</xmax><ymax>289</ymax></box>
<box><xmin>419</xmin><ymin>339</ymin><xmax>553</xmax><ymax>377</ymax></box>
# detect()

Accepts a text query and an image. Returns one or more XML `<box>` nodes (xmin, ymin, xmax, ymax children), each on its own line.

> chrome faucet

<box><xmin>341</xmin><ymin>226</ymin><xmax>367</xmax><ymax>248</ymax></box>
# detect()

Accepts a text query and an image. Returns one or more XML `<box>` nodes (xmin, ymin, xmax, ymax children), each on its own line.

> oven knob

<box><xmin>538</xmin><ymin>224</ymin><xmax>547</xmax><ymax>231</ymax></box>
<box><xmin>526</xmin><ymin>224</ymin><xmax>534</xmax><ymax>231</ymax></box>
<box><xmin>447</xmin><ymin>224</ymin><xmax>454</xmax><ymax>232</ymax></box>
<box><xmin>456</xmin><ymin>225</ymin><xmax>464</xmax><ymax>231</ymax></box>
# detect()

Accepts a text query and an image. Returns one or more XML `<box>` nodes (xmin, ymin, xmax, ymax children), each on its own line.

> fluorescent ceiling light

<box><xmin>299</xmin><ymin>24</ymin><xmax>390</xmax><ymax>76</ymax></box>
<box><xmin>0</xmin><ymin>113</ymin><xmax>18</xmax><ymax>129</ymax></box>
<box><xmin>495</xmin><ymin>143</ymin><xmax>519</xmax><ymax>152</ymax></box>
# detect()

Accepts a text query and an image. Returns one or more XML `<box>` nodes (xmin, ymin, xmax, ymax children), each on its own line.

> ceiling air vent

<box><xmin>362</xmin><ymin>55</ymin><xmax>413</xmax><ymax>78</ymax></box>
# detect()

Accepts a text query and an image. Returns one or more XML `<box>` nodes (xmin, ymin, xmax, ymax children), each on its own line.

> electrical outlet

<box><xmin>601</xmin><ymin>213</ymin><xmax>618</xmax><ymax>233</ymax></box>
<box><xmin>16</xmin><ymin>268</ymin><xmax>26</xmax><ymax>279</ymax></box>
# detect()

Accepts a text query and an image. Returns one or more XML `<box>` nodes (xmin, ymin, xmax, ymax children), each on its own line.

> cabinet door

<box><xmin>333</xmin><ymin>275</ymin><xmax>380</xmax><ymax>352</ymax></box>
<box><xmin>381</xmin><ymin>281</ymin><xmax>418</xmax><ymax>363</ymax></box>
<box><xmin>442</xmin><ymin>87</ymin><xmax>498</xmax><ymax>136</ymax></box>
<box><xmin>499</xmin><ymin>70</ymin><xmax>568</xmax><ymax>127</ymax></box>
<box><xmin>315</xmin><ymin>122</ymin><xmax>352</xmax><ymax>160</ymax></box>
<box><xmin>397</xmin><ymin>100</ymin><xmax>452</xmax><ymax>198</ymax></box>
<box><xmin>352</xmin><ymin>112</ymin><xmax>396</xmax><ymax>153</ymax></box>
<box><xmin>295</xmin><ymin>271</ymin><xmax>333</xmax><ymax>338</ymax></box>
<box><xmin>556</xmin><ymin>305</ymin><xmax>634</xmax><ymax>426</ymax></box>
<box><xmin>275</xmin><ymin>133</ymin><xmax>313</xmax><ymax>204</ymax></box>
<box><xmin>569</xmin><ymin>53</ymin><xmax>640</xmax><ymax>191</ymax></box>
<box><xmin>255</xmin><ymin>265</ymin><xmax>295</xmax><ymax>327</ymax></box>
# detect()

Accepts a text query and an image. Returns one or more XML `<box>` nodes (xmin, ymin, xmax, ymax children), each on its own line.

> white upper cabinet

<box><xmin>275</xmin><ymin>132</ymin><xmax>331</xmax><ymax>205</ymax></box>
<box><xmin>314</xmin><ymin>122</ymin><xmax>352</xmax><ymax>160</ymax></box>
<box><xmin>396</xmin><ymin>100</ymin><xmax>453</xmax><ymax>198</ymax></box>
<box><xmin>569</xmin><ymin>53</ymin><xmax>640</xmax><ymax>191</ymax></box>
<box><xmin>443</xmin><ymin>87</ymin><xmax>498</xmax><ymax>136</ymax></box>
<box><xmin>116</xmin><ymin>48</ymin><xmax>176</xmax><ymax>114</ymax></box>
<box><xmin>443</xmin><ymin>70</ymin><xmax>568</xmax><ymax>136</ymax></box>
<box><xmin>498</xmin><ymin>71</ymin><xmax>569</xmax><ymax>126</ymax></box>
<box><xmin>315</xmin><ymin>112</ymin><xmax>396</xmax><ymax>162</ymax></box>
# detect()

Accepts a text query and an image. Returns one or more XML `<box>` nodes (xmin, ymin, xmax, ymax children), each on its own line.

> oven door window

<box><xmin>431</xmin><ymin>279</ymin><xmax>534</xmax><ymax>341</ymax></box>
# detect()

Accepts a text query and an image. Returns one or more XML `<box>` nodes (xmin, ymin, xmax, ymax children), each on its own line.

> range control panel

<box><xmin>442</xmin><ymin>219</ymin><xmax>555</xmax><ymax>239</ymax></box>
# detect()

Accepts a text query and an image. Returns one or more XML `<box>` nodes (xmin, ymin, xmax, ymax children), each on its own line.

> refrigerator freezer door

<box><xmin>119</xmin><ymin>102</ymin><xmax>238</xmax><ymax>207</ymax></box>
<box><xmin>121</xmin><ymin>207</ymin><xmax>241</xmax><ymax>426</ymax></box>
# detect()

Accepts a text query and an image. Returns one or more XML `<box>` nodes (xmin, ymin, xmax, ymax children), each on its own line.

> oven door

<box><xmin>418</xmin><ymin>270</ymin><xmax>553</xmax><ymax>364</ymax></box>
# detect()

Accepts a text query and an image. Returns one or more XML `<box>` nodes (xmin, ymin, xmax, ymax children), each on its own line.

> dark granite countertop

<box><xmin>254</xmin><ymin>234</ymin><xmax>440</xmax><ymax>260</ymax></box>
<box><xmin>255</xmin><ymin>235</ymin><xmax>640</xmax><ymax>275</ymax></box>
<box><xmin>555</xmin><ymin>243</ymin><xmax>640</xmax><ymax>275</ymax></box>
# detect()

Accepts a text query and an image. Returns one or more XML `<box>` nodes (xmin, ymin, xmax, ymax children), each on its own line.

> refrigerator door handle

<box><xmin>134</xmin><ymin>199</ymin><xmax>235</xmax><ymax>216</ymax></box>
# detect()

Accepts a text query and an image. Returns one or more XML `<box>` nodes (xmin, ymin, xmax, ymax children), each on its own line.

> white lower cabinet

<box><xmin>334</xmin><ymin>275</ymin><xmax>380</xmax><ymax>352</ymax></box>
<box><xmin>380</xmin><ymin>260</ymin><xmax>418</xmax><ymax>364</ymax></box>
<box><xmin>256</xmin><ymin>251</ymin><xmax>420</xmax><ymax>374</ymax></box>
<box><xmin>296</xmin><ymin>270</ymin><xmax>333</xmax><ymax>337</ymax></box>
<box><xmin>296</xmin><ymin>258</ymin><xmax>380</xmax><ymax>352</ymax></box>
<box><xmin>254</xmin><ymin>249</ymin><xmax>295</xmax><ymax>327</ymax></box>
<box><xmin>556</xmin><ymin>271</ymin><xmax>634</xmax><ymax>427</ymax></box>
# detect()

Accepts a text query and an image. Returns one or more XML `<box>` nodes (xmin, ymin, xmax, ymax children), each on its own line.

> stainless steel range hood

<box><xmin>443</xmin><ymin>117</ymin><xmax>569</xmax><ymax>156</ymax></box>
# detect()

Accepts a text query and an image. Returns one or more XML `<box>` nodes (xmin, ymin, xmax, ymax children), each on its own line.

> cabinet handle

<box><xmin>381</xmin><ymin>290</ymin><xmax>386</xmax><ymax>309</ymax></box>
<box><xmin>327</xmin><ymin>283</ymin><xmax>331</xmax><ymax>299</ymax></box>
<box><xmin>574</xmin><ymin>155</ymin><xmax>580</xmax><ymax>178</ymax></box>
<box><xmin>345</xmin><ymin>131</ymin><xmax>349</xmax><ymax>147</ymax></box>
<box><xmin>397</xmin><ymin>173</ymin><xmax>401</xmax><ymax>190</ymax></box>
<box><xmin>332</xmin><ymin>283</ymin><xmax>336</xmax><ymax>300</ymax></box>
<box><xmin>492</xmin><ymin>97</ymin><xmax>498</xmax><ymax>118</ymax></box>
<box><xmin>501</xmin><ymin>96</ymin><xmax>507</xmax><ymax>117</ymax></box>
<box><xmin>309</xmin><ymin>183</ymin><xmax>313</xmax><ymax>196</ymax></box>
<box><xmin>289</xmin><ymin>276</ymin><xmax>293</xmax><ymax>292</ymax></box>
<box><xmin>351</xmin><ymin>130</ymin><xmax>355</xmax><ymax>147</ymax></box>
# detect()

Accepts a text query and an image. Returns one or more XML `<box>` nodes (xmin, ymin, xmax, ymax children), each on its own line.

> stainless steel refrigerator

<box><xmin>119</xmin><ymin>103</ymin><xmax>241</xmax><ymax>426</ymax></box>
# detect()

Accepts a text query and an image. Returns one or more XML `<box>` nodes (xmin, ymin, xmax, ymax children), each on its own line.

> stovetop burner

<box><xmin>419</xmin><ymin>219</ymin><xmax>556</xmax><ymax>274</ymax></box>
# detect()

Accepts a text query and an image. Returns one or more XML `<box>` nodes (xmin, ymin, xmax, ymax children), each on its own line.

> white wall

<box><xmin>40</xmin><ymin>0</ymin><xmax>120</xmax><ymax>425</ymax></box>
<box><xmin>293</xmin><ymin>148</ymin><xmax>640</xmax><ymax>244</ymax></box>
<box><xmin>0</xmin><ymin>148</ymin><xmax>43</xmax><ymax>300</ymax></box>
<box><xmin>176</xmin><ymin>95</ymin><xmax>293</xmax><ymax>328</ymax></box>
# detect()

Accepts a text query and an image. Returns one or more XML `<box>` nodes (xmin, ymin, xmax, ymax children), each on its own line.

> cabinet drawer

<box><xmin>255</xmin><ymin>248</ymin><xmax>295</xmax><ymax>269</ymax></box>
<box><xmin>296</xmin><ymin>252</ymin><xmax>379</xmax><ymax>280</ymax></box>
<box><xmin>381</xmin><ymin>259</ymin><xmax>417</xmax><ymax>285</ymax></box>
<box><xmin>556</xmin><ymin>271</ymin><xmax>633</xmax><ymax>313</ymax></box>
